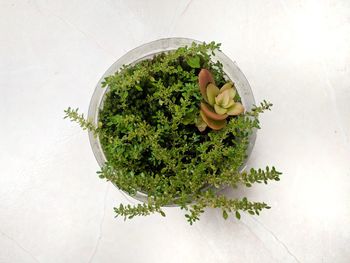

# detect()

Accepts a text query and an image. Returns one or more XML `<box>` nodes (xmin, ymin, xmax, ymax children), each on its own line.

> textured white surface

<box><xmin>1</xmin><ymin>0</ymin><xmax>350</xmax><ymax>262</ymax></box>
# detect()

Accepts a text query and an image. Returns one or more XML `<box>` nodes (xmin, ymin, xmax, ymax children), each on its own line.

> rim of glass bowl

<box><xmin>88</xmin><ymin>37</ymin><xmax>257</xmax><ymax>205</ymax></box>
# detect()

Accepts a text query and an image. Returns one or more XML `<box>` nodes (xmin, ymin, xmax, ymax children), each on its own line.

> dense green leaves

<box><xmin>186</xmin><ymin>55</ymin><xmax>201</xmax><ymax>68</ymax></box>
<box><xmin>64</xmin><ymin>42</ymin><xmax>281</xmax><ymax>224</ymax></box>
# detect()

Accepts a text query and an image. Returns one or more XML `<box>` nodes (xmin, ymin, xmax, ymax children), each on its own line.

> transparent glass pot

<box><xmin>88</xmin><ymin>38</ymin><xmax>256</xmax><ymax>203</ymax></box>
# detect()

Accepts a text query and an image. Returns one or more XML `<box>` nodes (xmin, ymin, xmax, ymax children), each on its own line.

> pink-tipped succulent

<box><xmin>196</xmin><ymin>69</ymin><xmax>244</xmax><ymax>132</ymax></box>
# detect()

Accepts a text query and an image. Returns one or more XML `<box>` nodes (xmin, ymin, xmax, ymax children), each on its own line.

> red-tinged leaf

<box><xmin>198</xmin><ymin>69</ymin><xmax>215</xmax><ymax>102</ymax></box>
<box><xmin>200</xmin><ymin>102</ymin><xmax>227</xmax><ymax>120</ymax></box>
<box><xmin>200</xmin><ymin>110</ymin><xmax>226</xmax><ymax>130</ymax></box>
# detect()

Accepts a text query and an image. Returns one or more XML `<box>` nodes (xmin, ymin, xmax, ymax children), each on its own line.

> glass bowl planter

<box><xmin>88</xmin><ymin>37</ymin><xmax>257</xmax><ymax>203</ymax></box>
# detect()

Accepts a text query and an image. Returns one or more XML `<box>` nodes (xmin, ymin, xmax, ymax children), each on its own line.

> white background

<box><xmin>1</xmin><ymin>0</ymin><xmax>350</xmax><ymax>262</ymax></box>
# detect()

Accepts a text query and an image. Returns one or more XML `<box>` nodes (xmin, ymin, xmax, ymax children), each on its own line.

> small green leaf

<box><xmin>223</xmin><ymin>210</ymin><xmax>228</xmax><ymax>220</ymax></box>
<box><xmin>186</xmin><ymin>56</ymin><xmax>201</xmax><ymax>68</ymax></box>
<box><xmin>183</xmin><ymin>111</ymin><xmax>196</xmax><ymax>125</ymax></box>
<box><xmin>135</xmin><ymin>85</ymin><xmax>143</xmax><ymax>91</ymax></box>
<box><xmin>235</xmin><ymin>211</ymin><xmax>241</xmax><ymax>219</ymax></box>
<box><xmin>160</xmin><ymin>210</ymin><xmax>166</xmax><ymax>217</ymax></box>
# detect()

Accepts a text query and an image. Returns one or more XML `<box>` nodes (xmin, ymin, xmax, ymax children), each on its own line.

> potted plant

<box><xmin>64</xmin><ymin>38</ymin><xmax>281</xmax><ymax>224</ymax></box>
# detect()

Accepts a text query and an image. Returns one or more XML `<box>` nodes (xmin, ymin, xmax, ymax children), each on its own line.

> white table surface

<box><xmin>1</xmin><ymin>1</ymin><xmax>350</xmax><ymax>262</ymax></box>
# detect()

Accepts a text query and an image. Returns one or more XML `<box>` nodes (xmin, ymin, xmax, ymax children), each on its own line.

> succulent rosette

<box><xmin>196</xmin><ymin>69</ymin><xmax>245</xmax><ymax>131</ymax></box>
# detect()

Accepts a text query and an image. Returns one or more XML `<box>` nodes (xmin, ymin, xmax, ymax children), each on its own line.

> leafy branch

<box><xmin>64</xmin><ymin>107</ymin><xmax>98</xmax><ymax>134</ymax></box>
<box><xmin>208</xmin><ymin>166</ymin><xmax>282</xmax><ymax>189</ymax></box>
<box><xmin>184</xmin><ymin>194</ymin><xmax>271</xmax><ymax>224</ymax></box>
<box><xmin>114</xmin><ymin>203</ymin><xmax>166</xmax><ymax>220</ymax></box>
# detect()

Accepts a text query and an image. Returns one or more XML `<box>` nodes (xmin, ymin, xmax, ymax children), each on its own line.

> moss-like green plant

<box><xmin>64</xmin><ymin>42</ymin><xmax>281</xmax><ymax>224</ymax></box>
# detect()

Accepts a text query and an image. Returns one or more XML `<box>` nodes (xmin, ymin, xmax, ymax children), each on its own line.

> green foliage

<box><xmin>185</xmin><ymin>55</ymin><xmax>201</xmax><ymax>69</ymax></box>
<box><xmin>114</xmin><ymin>203</ymin><xmax>166</xmax><ymax>220</ymax></box>
<box><xmin>64</xmin><ymin>107</ymin><xmax>98</xmax><ymax>134</ymax></box>
<box><xmin>64</xmin><ymin>42</ymin><xmax>281</xmax><ymax>224</ymax></box>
